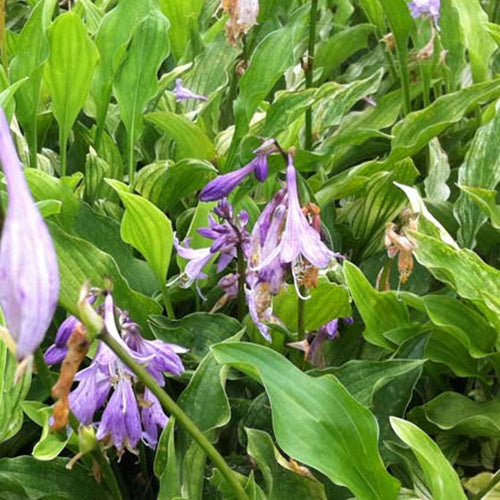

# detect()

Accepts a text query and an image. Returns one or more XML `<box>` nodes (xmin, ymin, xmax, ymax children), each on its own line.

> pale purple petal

<box><xmin>174</xmin><ymin>78</ymin><xmax>207</xmax><ymax>102</ymax></box>
<box><xmin>408</xmin><ymin>0</ymin><xmax>440</xmax><ymax>22</ymax></box>
<box><xmin>0</xmin><ymin>107</ymin><xmax>59</xmax><ymax>361</ymax></box>
<box><xmin>141</xmin><ymin>389</ymin><xmax>168</xmax><ymax>448</ymax></box>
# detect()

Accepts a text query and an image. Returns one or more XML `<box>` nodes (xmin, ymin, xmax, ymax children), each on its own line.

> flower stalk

<box><xmin>237</xmin><ymin>245</ymin><xmax>246</xmax><ymax>322</ymax></box>
<box><xmin>100</xmin><ymin>328</ymin><xmax>249</xmax><ymax>500</ymax></box>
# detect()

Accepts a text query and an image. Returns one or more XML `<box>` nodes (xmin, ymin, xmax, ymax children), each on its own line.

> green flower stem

<box><xmin>59</xmin><ymin>129</ymin><xmax>68</xmax><ymax>177</ymax></box>
<box><xmin>0</xmin><ymin>0</ymin><xmax>7</xmax><ymax>74</ymax></box>
<box><xmin>237</xmin><ymin>245</ymin><xmax>247</xmax><ymax>322</ymax></box>
<box><xmin>396</xmin><ymin>45</ymin><xmax>411</xmax><ymax>115</ymax></box>
<box><xmin>100</xmin><ymin>330</ymin><xmax>249</xmax><ymax>500</ymax></box>
<box><xmin>297</xmin><ymin>291</ymin><xmax>306</xmax><ymax>341</ymax></box>
<box><xmin>127</xmin><ymin>133</ymin><xmax>135</xmax><ymax>185</ymax></box>
<box><xmin>161</xmin><ymin>288</ymin><xmax>176</xmax><ymax>320</ymax></box>
<box><xmin>304</xmin><ymin>0</ymin><xmax>318</xmax><ymax>150</ymax></box>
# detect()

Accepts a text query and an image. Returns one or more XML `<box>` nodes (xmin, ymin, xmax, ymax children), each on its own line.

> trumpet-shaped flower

<box><xmin>173</xmin><ymin>79</ymin><xmax>207</xmax><ymax>102</ymax></box>
<box><xmin>256</xmin><ymin>155</ymin><xmax>337</xmax><ymax>272</ymax></box>
<box><xmin>0</xmin><ymin>108</ymin><xmax>59</xmax><ymax>361</ymax></box>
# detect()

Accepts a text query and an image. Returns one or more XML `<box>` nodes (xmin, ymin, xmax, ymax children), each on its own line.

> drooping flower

<box><xmin>0</xmin><ymin>107</ymin><xmax>59</xmax><ymax>361</ymax></box>
<box><xmin>173</xmin><ymin>78</ymin><xmax>207</xmax><ymax>102</ymax></box>
<box><xmin>408</xmin><ymin>0</ymin><xmax>440</xmax><ymax>24</ymax></box>
<box><xmin>65</xmin><ymin>291</ymin><xmax>186</xmax><ymax>454</ymax></box>
<box><xmin>199</xmin><ymin>139</ymin><xmax>277</xmax><ymax>201</ymax></box>
<box><xmin>255</xmin><ymin>155</ymin><xmax>339</xmax><ymax>291</ymax></box>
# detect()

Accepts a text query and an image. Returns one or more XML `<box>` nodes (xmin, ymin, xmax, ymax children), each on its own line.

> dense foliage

<box><xmin>0</xmin><ymin>0</ymin><xmax>499</xmax><ymax>499</ymax></box>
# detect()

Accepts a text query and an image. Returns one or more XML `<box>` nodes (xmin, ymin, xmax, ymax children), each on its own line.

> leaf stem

<box><xmin>297</xmin><ymin>291</ymin><xmax>306</xmax><ymax>341</ymax></box>
<box><xmin>237</xmin><ymin>246</ymin><xmax>247</xmax><ymax>322</ymax></box>
<box><xmin>304</xmin><ymin>0</ymin><xmax>318</xmax><ymax>150</ymax></box>
<box><xmin>59</xmin><ymin>129</ymin><xmax>68</xmax><ymax>177</ymax></box>
<box><xmin>100</xmin><ymin>330</ymin><xmax>249</xmax><ymax>500</ymax></box>
<box><xmin>161</xmin><ymin>288</ymin><xmax>176</xmax><ymax>320</ymax></box>
<box><xmin>127</xmin><ymin>132</ymin><xmax>135</xmax><ymax>185</ymax></box>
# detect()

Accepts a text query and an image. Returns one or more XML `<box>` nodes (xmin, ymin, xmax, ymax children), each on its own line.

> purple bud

<box><xmin>44</xmin><ymin>315</ymin><xmax>78</xmax><ymax>365</ymax></box>
<box><xmin>0</xmin><ymin>107</ymin><xmax>59</xmax><ymax>361</ymax></box>
<box><xmin>253</xmin><ymin>154</ymin><xmax>268</xmax><ymax>182</ymax></box>
<box><xmin>199</xmin><ymin>162</ymin><xmax>255</xmax><ymax>201</ymax></box>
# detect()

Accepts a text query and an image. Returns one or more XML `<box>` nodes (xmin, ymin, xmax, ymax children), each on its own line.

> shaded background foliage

<box><xmin>0</xmin><ymin>0</ymin><xmax>499</xmax><ymax>498</ymax></box>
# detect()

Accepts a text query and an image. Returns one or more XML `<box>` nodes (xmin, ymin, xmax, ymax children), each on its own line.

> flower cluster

<box><xmin>408</xmin><ymin>0</ymin><xmax>440</xmax><ymax>24</ymax></box>
<box><xmin>46</xmin><ymin>292</ymin><xmax>187</xmax><ymax>455</ymax></box>
<box><xmin>175</xmin><ymin>142</ymin><xmax>341</xmax><ymax>341</ymax></box>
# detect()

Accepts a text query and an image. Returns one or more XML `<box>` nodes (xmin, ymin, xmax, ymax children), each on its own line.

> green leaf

<box><xmin>158</xmin><ymin>0</ymin><xmax>203</xmax><ymax>61</ymax></box>
<box><xmin>390</xmin><ymin>418</ymin><xmax>467</xmax><ymax>500</ymax></box>
<box><xmin>10</xmin><ymin>0</ymin><xmax>57</xmax><ymax>163</ymax></box>
<box><xmin>273</xmin><ymin>281</ymin><xmax>351</xmax><ymax>333</ymax></box>
<box><xmin>134</xmin><ymin>160</ymin><xmax>216</xmax><ymax>212</ymax></box>
<box><xmin>453</xmin><ymin>0</ymin><xmax>496</xmax><ymax>82</ymax></box>
<box><xmin>22</xmin><ymin>402</ymin><xmax>71</xmax><ymax>461</ymax></box>
<box><xmin>46</xmin><ymin>12</ymin><xmax>99</xmax><ymax>157</ymax></box>
<box><xmin>149</xmin><ymin>313</ymin><xmax>243</xmax><ymax>361</ymax></box>
<box><xmin>212</xmin><ymin>342</ymin><xmax>400</xmax><ymax>499</ymax></box>
<box><xmin>344</xmin><ymin>262</ymin><xmax>412</xmax><ymax>349</ymax></box>
<box><xmin>155</xmin><ymin>418</ymin><xmax>182</xmax><ymax>499</ymax></box>
<box><xmin>454</xmin><ymin>105</ymin><xmax>500</xmax><ymax>248</ymax></box>
<box><xmin>106</xmin><ymin>179</ymin><xmax>173</xmax><ymax>285</ymax></box>
<box><xmin>416</xmin><ymin>392</ymin><xmax>500</xmax><ymax>438</ymax></box>
<box><xmin>92</xmin><ymin>0</ymin><xmax>151</xmax><ymax>143</ymax></box>
<box><xmin>409</xmin><ymin>230</ymin><xmax>500</xmax><ymax>331</ymax></box>
<box><xmin>48</xmin><ymin>221</ymin><xmax>161</xmax><ymax>329</ymax></box>
<box><xmin>246</xmin><ymin>428</ymin><xmax>327</xmax><ymax>500</ymax></box>
<box><xmin>315</xmin><ymin>24</ymin><xmax>375</xmax><ymax>84</ymax></box>
<box><xmin>0</xmin><ymin>456</ymin><xmax>113</xmax><ymax>499</ymax></box>
<box><xmin>0</xmin><ymin>339</ymin><xmax>31</xmax><ymax>444</ymax></box>
<box><xmin>459</xmin><ymin>186</ymin><xmax>500</xmax><ymax>229</ymax></box>
<box><xmin>388</xmin><ymin>79</ymin><xmax>500</xmax><ymax>162</ymax></box>
<box><xmin>424</xmin><ymin>139</ymin><xmax>450</xmax><ymax>202</ymax></box>
<box><xmin>320</xmin><ymin>359</ymin><xmax>425</xmax><ymax>407</ymax></box>
<box><xmin>113</xmin><ymin>11</ymin><xmax>170</xmax><ymax>169</ymax></box>
<box><xmin>145</xmin><ymin>112</ymin><xmax>215</xmax><ymax>161</ymax></box>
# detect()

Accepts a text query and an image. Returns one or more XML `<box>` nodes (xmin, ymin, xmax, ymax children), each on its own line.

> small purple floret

<box><xmin>408</xmin><ymin>0</ymin><xmax>440</xmax><ymax>23</ymax></box>
<box><xmin>173</xmin><ymin>78</ymin><xmax>207</xmax><ymax>102</ymax></box>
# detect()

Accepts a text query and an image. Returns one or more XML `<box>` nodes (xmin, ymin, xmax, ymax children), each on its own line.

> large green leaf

<box><xmin>246</xmin><ymin>428</ymin><xmax>327</xmax><ymax>500</ymax></box>
<box><xmin>48</xmin><ymin>222</ymin><xmax>161</xmax><ymax>329</ymax></box>
<box><xmin>453</xmin><ymin>0</ymin><xmax>496</xmax><ymax>82</ymax></box>
<box><xmin>134</xmin><ymin>160</ymin><xmax>216</xmax><ymax>211</ymax></box>
<box><xmin>145</xmin><ymin>112</ymin><xmax>215</xmax><ymax>161</ymax></box>
<box><xmin>388</xmin><ymin>79</ymin><xmax>500</xmax><ymax>162</ymax></box>
<box><xmin>0</xmin><ymin>456</ymin><xmax>113</xmax><ymax>499</ymax></box>
<box><xmin>459</xmin><ymin>186</ymin><xmax>500</xmax><ymax>229</ymax></box>
<box><xmin>10</xmin><ymin>0</ymin><xmax>57</xmax><ymax>165</ymax></box>
<box><xmin>113</xmin><ymin>11</ymin><xmax>170</xmax><ymax>175</ymax></box>
<box><xmin>454</xmin><ymin>104</ymin><xmax>500</xmax><ymax>248</ymax></box>
<box><xmin>273</xmin><ymin>281</ymin><xmax>351</xmax><ymax>334</ymax></box>
<box><xmin>46</xmin><ymin>12</ymin><xmax>99</xmax><ymax>171</ymax></box>
<box><xmin>149</xmin><ymin>312</ymin><xmax>243</xmax><ymax>361</ymax></box>
<box><xmin>344</xmin><ymin>262</ymin><xmax>412</xmax><ymax>349</ymax></box>
<box><xmin>409</xmin><ymin>230</ymin><xmax>500</xmax><ymax>331</ymax></box>
<box><xmin>390</xmin><ymin>418</ymin><xmax>467</xmax><ymax>500</ymax></box>
<box><xmin>107</xmin><ymin>179</ymin><xmax>173</xmax><ymax>286</ymax></box>
<box><xmin>414</xmin><ymin>392</ymin><xmax>500</xmax><ymax>438</ymax></box>
<box><xmin>159</xmin><ymin>0</ymin><xmax>203</xmax><ymax>61</ymax></box>
<box><xmin>212</xmin><ymin>342</ymin><xmax>400</xmax><ymax>499</ymax></box>
<box><xmin>0</xmin><ymin>339</ymin><xmax>31</xmax><ymax>444</ymax></box>
<box><xmin>91</xmin><ymin>0</ymin><xmax>151</xmax><ymax>145</ymax></box>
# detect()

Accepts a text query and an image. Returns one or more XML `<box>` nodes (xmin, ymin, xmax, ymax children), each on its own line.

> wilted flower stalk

<box><xmin>221</xmin><ymin>0</ymin><xmax>259</xmax><ymax>46</ymax></box>
<box><xmin>0</xmin><ymin>107</ymin><xmax>59</xmax><ymax>361</ymax></box>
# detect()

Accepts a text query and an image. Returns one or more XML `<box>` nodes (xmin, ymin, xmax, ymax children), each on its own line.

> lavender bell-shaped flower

<box><xmin>173</xmin><ymin>78</ymin><xmax>208</xmax><ymax>102</ymax></box>
<box><xmin>408</xmin><ymin>0</ymin><xmax>440</xmax><ymax>24</ymax></box>
<box><xmin>199</xmin><ymin>139</ymin><xmax>277</xmax><ymax>201</ymax></box>
<box><xmin>254</xmin><ymin>155</ymin><xmax>338</xmax><ymax>286</ymax></box>
<box><xmin>0</xmin><ymin>108</ymin><xmax>59</xmax><ymax>361</ymax></box>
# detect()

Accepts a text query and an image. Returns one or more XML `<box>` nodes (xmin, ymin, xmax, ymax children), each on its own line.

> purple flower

<box><xmin>96</xmin><ymin>376</ymin><xmax>142</xmax><ymax>455</ymax></box>
<box><xmin>173</xmin><ymin>78</ymin><xmax>207</xmax><ymax>102</ymax></box>
<box><xmin>255</xmin><ymin>155</ymin><xmax>338</xmax><ymax>282</ymax></box>
<box><xmin>45</xmin><ymin>296</ymin><xmax>97</xmax><ymax>365</ymax></box>
<box><xmin>173</xmin><ymin>236</ymin><xmax>213</xmax><ymax>288</ymax></box>
<box><xmin>0</xmin><ymin>107</ymin><xmax>59</xmax><ymax>361</ymax></box>
<box><xmin>199</xmin><ymin>139</ymin><xmax>278</xmax><ymax>201</ymax></box>
<box><xmin>65</xmin><ymin>291</ymin><xmax>186</xmax><ymax>453</ymax></box>
<box><xmin>246</xmin><ymin>279</ymin><xmax>281</xmax><ymax>341</ymax></box>
<box><xmin>408</xmin><ymin>0</ymin><xmax>440</xmax><ymax>23</ymax></box>
<box><xmin>141</xmin><ymin>389</ymin><xmax>168</xmax><ymax>449</ymax></box>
